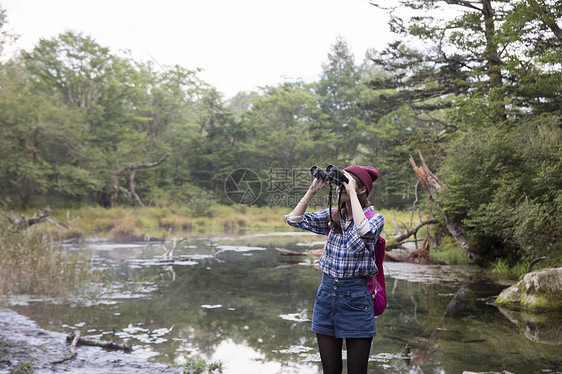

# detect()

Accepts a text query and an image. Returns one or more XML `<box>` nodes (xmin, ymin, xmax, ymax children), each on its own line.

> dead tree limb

<box><xmin>393</xmin><ymin>211</ymin><xmax>400</xmax><ymax>234</ymax></box>
<box><xmin>52</xmin><ymin>330</ymin><xmax>80</xmax><ymax>364</ymax></box>
<box><xmin>126</xmin><ymin>153</ymin><xmax>170</xmax><ymax>207</ymax></box>
<box><xmin>5</xmin><ymin>208</ymin><xmax>51</xmax><ymax>229</ymax></box>
<box><xmin>406</xmin><ymin>232</ymin><xmax>443</xmax><ymax>264</ymax></box>
<box><xmin>66</xmin><ymin>332</ymin><xmax>132</xmax><ymax>352</ymax></box>
<box><xmin>45</xmin><ymin>210</ymin><xmax>80</xmax><ymax>230</ymax></box>
<box><xmin>161</xmin><ymin>237</ymin><xmax>187</xmax><ymax>261</ymax></box>
<box><xmin>528</xmin><ymin>256</ymin><xmax>548</xmax><ymax>272</ymax></box>
<box><xmin>409</xmin><ymin>151</ymin><xmax>484</xmax><ymax>266</ymax></box>
<box><xmin>410</xmin><ymin>180</ymin><xmax>420</xmax><ymax>227</ymax></box>
<box><xmin>394</xmin><ymin>219</ymin><xmax>438</xmax><ymax>243</ymax></box>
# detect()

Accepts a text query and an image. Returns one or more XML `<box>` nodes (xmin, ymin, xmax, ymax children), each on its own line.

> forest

<box><xmin>0</xmin><ymin>0</ymin><xmax>560</xmax><ymax>269</ymax></box>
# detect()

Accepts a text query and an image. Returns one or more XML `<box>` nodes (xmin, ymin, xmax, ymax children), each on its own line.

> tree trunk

<box><xmin>126</xmin><ymin>153</ymin><xmax>170</xmax><ymax>207</ymax></box>
<box><xmin>482</xmin><ymin>0</ymin><xmax>506</xmax><ymax>123</ymax></box>
<box><xmin>409</xmin><ymin>151</ymin><xmax>485</xmax><ymax>266</ymax></box>
<box><xmin>109</xmin><ymin>170</ymin><xmax>122</xmax><ymax>208</ymax></box>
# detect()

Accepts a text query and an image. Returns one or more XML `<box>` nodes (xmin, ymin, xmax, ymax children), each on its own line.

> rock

<box><xmin>495</xmin><ymin>267</ymin><xmax>562</xmax><ymax>311</ymax></box>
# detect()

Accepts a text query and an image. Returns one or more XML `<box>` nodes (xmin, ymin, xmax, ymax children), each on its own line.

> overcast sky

<box><xmin>2</xmin><ymin>0</ymin><xmax>394</xmax><ymax>98</ymax></box>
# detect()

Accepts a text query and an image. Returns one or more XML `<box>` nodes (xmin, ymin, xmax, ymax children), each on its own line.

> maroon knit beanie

<box><xmin>344</xmin><ymin>166</ymin><xmax>379</xmax><ymax>196</ymax></box>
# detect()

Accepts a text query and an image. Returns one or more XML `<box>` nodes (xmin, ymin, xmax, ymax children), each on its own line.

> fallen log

<box><xmin>409</xmin><ymin>151</ymin><xmax>484</xmax><ymax>266</ymax></box>
<box><xmin>393</xmin><ymin>219</ymin><xmax>438</xmax><ymax>242</ymax></box>
<box><xmin>384</xmin><ymin>251</ymin><xmax>405</xmax><ymax>262</ymax></box>
<box><xmin>276</xmin><ymin>248</ymin><xmax>324</xmax><ymax>257</ymax></box>
<box><xmin>276</xmin><ymin>246</ymin><xmax>444</xmax><ymax>265</ymax></box>
<box><xmin>66</xmin><ymin>332</ymin><xmax>132</xmax><ymax>352</ymax></box>
<box><xmin>385</xmin><ymin>238</ymin><xmax>424</xmax><ymax>250</ymax></box>
<box><xmin>52</xmin><ymin>330</ymin><xmax>80</xmax><ymax>364</ymax></box>
<box><xmin>4</xmin><ymin>207</ymin><xmax>79</xmax><ymax>230</ymax></box>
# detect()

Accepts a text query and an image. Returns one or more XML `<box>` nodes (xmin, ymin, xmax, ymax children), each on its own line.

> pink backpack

<box><xmin>329</xmin><ymin>209</ymin><xmax>387</xmax><ymax>316</ymax></box>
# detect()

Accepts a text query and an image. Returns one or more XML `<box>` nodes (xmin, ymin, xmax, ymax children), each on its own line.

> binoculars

<box><xmin>310</xmin><ymin>164</ymin><xmax>349</xmax><ymax>185</ymax></box>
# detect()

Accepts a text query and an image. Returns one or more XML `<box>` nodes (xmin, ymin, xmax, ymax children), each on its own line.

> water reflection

<box><xmin>5</xmin><ymin>234</ymin><xmax>562</xmax><ymax>373</ymax></box>
<box><xmin>497</xmin><ymin>307</ymin><xmax>562</xmax><ymax>345</ymax></box>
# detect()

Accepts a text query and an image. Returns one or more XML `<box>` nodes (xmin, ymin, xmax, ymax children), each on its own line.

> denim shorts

<box><xmin>312</xmin><ymin>273</ymin><xmax>376</xmax><ymax>338</ymax></box>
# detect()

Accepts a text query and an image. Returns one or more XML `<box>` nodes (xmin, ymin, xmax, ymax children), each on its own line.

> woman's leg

<box><xmin>316</xmin><ymin>333</ymin><xmax>343</xmax><ymax>374</ymax></box>
<box><xmin>345</xmin><ymin>337</ymin><xmax>372</xmax><ymax>374</ymax></box>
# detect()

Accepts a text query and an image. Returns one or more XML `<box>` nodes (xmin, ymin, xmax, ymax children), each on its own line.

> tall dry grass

<box><xmin>0</xmin><ymin>216</ymin><xmax>90</xmax><ymax>297</ymax></box>
<box><xmin>44</xmin><ymin>205</ymin><xmax>291</xmax><ymax>240</ymax></box>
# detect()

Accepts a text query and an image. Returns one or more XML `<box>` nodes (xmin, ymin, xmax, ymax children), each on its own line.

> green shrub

<box><xmin>490</xmin><ymin>259</ymin><xmax>528</xmax><ymax>281</ymax></box>
<box><xmin>441</xmin><ymin>119</ymin><xmax>562</xmax><ymax>265</ymax></box>
<box><xmin>184</xmin><ymin>355</ymin><xmax>223</xmax><ymax>374</ymax></box>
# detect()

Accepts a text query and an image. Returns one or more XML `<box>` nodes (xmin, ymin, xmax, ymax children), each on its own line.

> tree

<box><xmin>367</xmin><ymin>0</ymin><xmax>562</xmax><ymax>265</ymax></box>
<box><xmin>241</xmin><ymin>82</ymin><xmax>319</xmax><ymax>169</ymax></box>
<box><xmin>0</xmin><ymin>5</ymin><xmax>18</xmax><ymax>60</ymax></box>
<box><xmin>0</xmin><ymin>58</ymin><xmax>98</xmax><ymax>207</ymax></box>
<box><xmin>367</xmin><ymin>0</ymin><xmax>561</xmax><ymax>127</ymax></box>
<box><xmin>20</xmin><ymin>32</ymin><xmax>185</xmax><ymax>207</ymax></box>
<box><xmin>315</xmin><ymin>36</ymin><xmax>365</xmax><ymax>164</ymax></box>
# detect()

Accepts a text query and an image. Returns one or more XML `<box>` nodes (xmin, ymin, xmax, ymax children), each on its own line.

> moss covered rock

<box><xmin>495</xmin><ymin>267</ymin><xmax>562</xmax><ymax>311</ymax></box>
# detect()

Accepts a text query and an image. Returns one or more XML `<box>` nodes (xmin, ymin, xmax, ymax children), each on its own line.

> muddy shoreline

<box><xmin>0</xmin><ymin>308</ymin><xmax>182</xmax><ymax>373</ymax></box>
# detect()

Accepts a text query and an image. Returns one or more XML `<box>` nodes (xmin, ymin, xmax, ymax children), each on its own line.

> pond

<box><xmin>4</xmin><ymin>232</ymin><xmax>561</xmax><ymax>373</ymax></box>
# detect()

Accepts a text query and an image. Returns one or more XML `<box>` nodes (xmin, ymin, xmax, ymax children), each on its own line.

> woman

<box><xmin>286</xmin><ymin>166</ymin><xmax>384</xmax><ymax>374</ymax></box>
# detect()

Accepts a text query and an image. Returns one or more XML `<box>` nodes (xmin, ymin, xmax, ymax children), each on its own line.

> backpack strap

<box><xmin>362</xmin><ymin>210</ymin><xmax>378</xmax><ymax>301</ymax></box>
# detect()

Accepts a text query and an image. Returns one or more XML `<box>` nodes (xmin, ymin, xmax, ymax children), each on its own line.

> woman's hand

<box><xmin>342</xmin><ymin>170</ymin><xmax>357</xmax><ymax>195</ymax></box>
<box><xmin>309</xmin><ymin>178</ymin><xmax>327</xmax><ymax>195</ymax></box>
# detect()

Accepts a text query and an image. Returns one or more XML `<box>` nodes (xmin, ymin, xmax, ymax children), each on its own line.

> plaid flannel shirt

<box><xmin>286</xmin><ymin>206</ymin><xmax>385</xmax><ymax>278</ymax></box>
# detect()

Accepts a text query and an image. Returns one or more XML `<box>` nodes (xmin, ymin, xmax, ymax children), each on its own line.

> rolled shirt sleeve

<box><xmin>356</xmin><ymin>211</ymin><xmax>385</xmax><ymax>241</ymax></box>
<box><xmin>285</xmin><ymin>208</ymin><xmax>330</xmax><ymax>236</ymax></box>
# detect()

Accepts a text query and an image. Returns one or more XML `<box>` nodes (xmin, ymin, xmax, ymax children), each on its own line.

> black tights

<box><xmin>316</xmin><ymin>333</ymin><xmax>372</xmax><ymax>374</ymax></box>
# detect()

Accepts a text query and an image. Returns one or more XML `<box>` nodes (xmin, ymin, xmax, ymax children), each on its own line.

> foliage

<box><xmin>432</xmin><ymin>236</ymin><xmax>471</xmax><ymax>266</ymax></box>
<box><xmin>365</xmin><ymin>0</ymin><xmax>561</xmax><ymax>265</ymax></box>
<box><xmin>440</xmin><ymin>118</ymin><xmax>562</xmax><ymax>264</ymax></box>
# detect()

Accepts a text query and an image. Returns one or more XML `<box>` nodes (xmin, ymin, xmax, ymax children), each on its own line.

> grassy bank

<box><xmin>42</xmin><ymin>205</ymin><xmax>293</xmax><ymax>241</ymax></box>
<box><xmin>39</xmin><ymin>205</ymin><xmax>429</xmax><ymax>242</ymax></box>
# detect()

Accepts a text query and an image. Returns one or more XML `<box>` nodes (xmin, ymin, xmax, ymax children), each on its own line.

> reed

<box><xmin>0</xmin><ymin>215</ymin><xmax>92</xmax><ymax>297</ymax></box>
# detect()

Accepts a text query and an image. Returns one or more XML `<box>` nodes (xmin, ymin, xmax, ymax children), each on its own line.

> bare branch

<box><xmin>125</xmin><ymin>153</ymin><xmax>170</xmax><ymax>207</ymax></box>
<box><xmin>52</xmin><ymin>330</ymin><xmax>80</xmax><ymax>364</ymax></box>
<box><xmin>394</xmin><ymin>219</ymin><xmax>438</xmax><ymax>242</ymax></box>
<box><xmin>127</xmin><ymin>152</ymin><xmax>170</xmax><ymax>171</ymax></box>
<box><xmin>442</xmin><ymin>0</ymin><xmax>481</xmax><ymax>12</ymax></box>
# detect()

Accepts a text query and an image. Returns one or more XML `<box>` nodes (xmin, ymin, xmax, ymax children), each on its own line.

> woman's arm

<box><xmin>342</xmin><ymin>170</ymin><xmax>367</xmax><ymax>227</ymax></box>
<box><xmin>286</xmin><ymin>178</ymin><xmax>330</xmax><ymax>236</ymax></box>
<box><xmin>287</xmin><ymin>178</ymin><xmax>327</xmax><ymax>218</ymax></box>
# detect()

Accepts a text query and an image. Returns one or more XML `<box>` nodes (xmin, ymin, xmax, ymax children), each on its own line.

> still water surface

<box><xmin>7</xmin><ymin>233</ymin><xmax>562</xmax><ymax>373</ymax></box>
